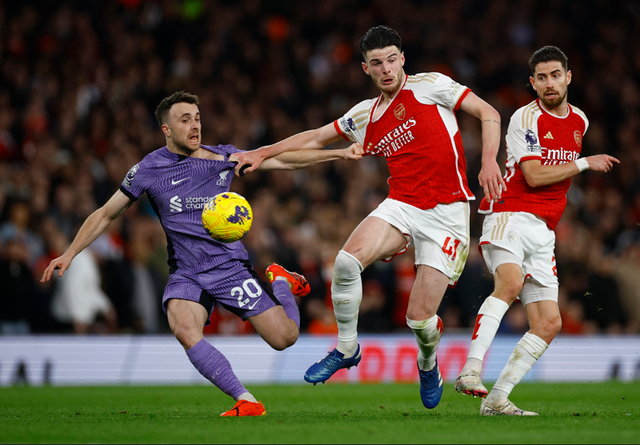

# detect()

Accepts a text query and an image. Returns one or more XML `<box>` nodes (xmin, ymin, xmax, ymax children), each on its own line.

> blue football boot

<box><xmin>418</xmin><ymin>358</ymin><xmax>444</xmax><ymax>409</ymax></box>
<box><xmin>304</xmin><ymin>345</ymin><xmax>362</xmax><ymax>385</ymax></box>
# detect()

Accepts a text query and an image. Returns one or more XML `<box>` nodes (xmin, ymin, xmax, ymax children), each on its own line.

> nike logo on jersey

<box><xmin>543</xmin><ymin>131</ymin><xmax>554</xmax><ymax>139</ymax></box>
<box><xmin>248</xmin><ymin>298</ymin><xmax>261</xmax><ymax>310</ymax></box>
<box><xmin>171</xmin><ymin>178</ymin><xmax>189</xmax><ymax>185</ymax></box>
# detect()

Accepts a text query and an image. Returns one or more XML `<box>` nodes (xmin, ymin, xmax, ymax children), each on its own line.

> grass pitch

<box><xmin>1</xmin><ymin>382</ymin><xmax>638</xmax><ymax>444</ymax></box>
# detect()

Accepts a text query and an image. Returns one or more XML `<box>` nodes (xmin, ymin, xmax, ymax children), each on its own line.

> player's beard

<box><xmin>178</xmin><ymin>133</ymin><xmax>200</xmax><ymax>153</ymax></box>
<box><xmin>377</xmin><ymin>71</ymin><xmax>404</xmax><ymax>96</ymax></box>
<box><xmin>539</xmin><ymin>89</ymin><xmax>567</xmax><ymax>110</ymax></box>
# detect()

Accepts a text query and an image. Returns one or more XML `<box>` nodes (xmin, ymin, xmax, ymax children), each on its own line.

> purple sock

<box><xmin>186</xmin><ymin>338</ymin><xmax>247</xmax><ymax>400</ymax></box>
<box><xmin>272</xmin><ymin>279</ymin><xmax>300</xmax><ymax>329</ymax></box>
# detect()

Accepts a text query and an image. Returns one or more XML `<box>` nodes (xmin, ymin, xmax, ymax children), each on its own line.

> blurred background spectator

<box><xmin>0</xmin><ymin>0</ymin><xmax>638</xmax><ymax>335</ymax></box>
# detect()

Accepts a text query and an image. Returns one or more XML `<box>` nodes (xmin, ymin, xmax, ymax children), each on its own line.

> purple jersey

<box><xmin>120</xmin><ymin>145</ymin><xmax>249</xmax><ymax>274</ymax></box>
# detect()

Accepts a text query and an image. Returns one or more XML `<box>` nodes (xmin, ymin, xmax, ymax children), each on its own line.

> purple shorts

<box><xmin>162</xmin><ymin>260</ymin><xmax>279</xmax><ymax>323</ymax></box>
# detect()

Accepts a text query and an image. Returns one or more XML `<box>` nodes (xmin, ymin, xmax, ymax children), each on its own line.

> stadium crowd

<box><xmin>0</xmin><ymin>0</ymin><xmax>639</xmax><ymax>336</ymax></box>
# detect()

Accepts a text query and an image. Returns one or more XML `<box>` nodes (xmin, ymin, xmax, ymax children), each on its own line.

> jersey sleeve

<box><xmin>333</xmin><ymin>99</ymin><xmax>375</xmax><ymax>144</ymax></box>
<box><xmin>505</xmin><ymin>110</ymin><xmax>542</xmax><ymax>164</ymax></box>
<box><xmin>414</xmin><ymin>72</ymin><xmax>470</xmax><ymax>110</ymax></box>
<box><xmin>120</xmin><ymin>159</ymin><xmax>153</xmax><ymax>200</ymax></box>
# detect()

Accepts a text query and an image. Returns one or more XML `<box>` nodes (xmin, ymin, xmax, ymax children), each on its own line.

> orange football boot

<box><xmin>220</xmin><ymin>400</ymin><xmax>267</xmax><ymax>417</ymax></box>
<box><xmin>266</xmin><ymin>263</ymin><xmax>311</xmax><ymax>297</ymax></box>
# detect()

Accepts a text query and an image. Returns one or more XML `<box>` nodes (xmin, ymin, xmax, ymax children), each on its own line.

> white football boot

<box><xmin>480</xmin><ymin>398</ymin><xmax>538</xmax><ymax>416</ymax></box>
<box><xmin>454</xmin><ymin>370</ymin><xmax>488</xmax><ymax>398</ymax></box>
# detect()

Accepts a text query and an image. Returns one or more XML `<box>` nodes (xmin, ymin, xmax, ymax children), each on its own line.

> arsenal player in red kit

<box><xmin>233</xmin><ymin>25</ymin><xmax>505</xmax><ymax>409</ymax></box>
<box><xmin>455</xmin><ymin>46</ymin><xmax>619</xmax><ymax>416</ymax></box>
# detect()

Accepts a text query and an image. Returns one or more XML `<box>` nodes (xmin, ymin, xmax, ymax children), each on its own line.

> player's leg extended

<box><xmin>304</xmin><ymin>216</ymin><xmax>407</xmax><ymax>384</ymax></box>
<box><xmin>246</xmin><ymin>264</ymin><xmax>309</xmax><ymax>350</ymax></box>
<box><xmin>481</xmin><ymin>290</ymin><xmax>560</xmax><ymax>416</ymax></box>
<box><xmin>166</xmin><ymin>299</ymin><xmax>265</xmax><ymax>416</ymax></box>
<box><xmin>406</xmin><ymin>265</ymin><xmax>449</xmax><ymax>409</ymax></box>
<box><xmin>456</xmin><ymin>261</ymin><xmax>522</xmax><ymax>398</ymax></box>
<box><xmin>406</xmin><ymin>201</ymin><xmax>470</xmax><ymax>408</ymax></box>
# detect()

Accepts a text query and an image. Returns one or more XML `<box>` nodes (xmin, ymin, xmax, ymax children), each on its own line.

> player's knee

<box><xmin>532</xmin><ymin>314</ymin><xmax>562</xmax><ymax>341</ymax></box>
<box><xmin>268</xmin><ymin>330</ymin><xmax>298</xmax><ymax>351</ymax></box>
<box><xmin>171</xmin><ymin>323</ymin><xmax>201</xmax><ymax>349</ymax></box>
<box><xmin>547</xmin><ymin>314</ymin><xmax>562</xmax><ymax>338</ymax></box>
<box><xmin>333</xmin><ymin>250</ymin><xmax>363</xmax><ymax>285</ymax></box>
<box><xmin>496</xmin><ymin>279</ymin><xmax>523</xmax><ymax>303</ymax></box>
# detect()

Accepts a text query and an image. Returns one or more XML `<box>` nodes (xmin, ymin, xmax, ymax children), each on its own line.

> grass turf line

<box><xmin>0</xmin><ymin>382</ymin><xmax>638</xmax><ymax>444</ymax></box>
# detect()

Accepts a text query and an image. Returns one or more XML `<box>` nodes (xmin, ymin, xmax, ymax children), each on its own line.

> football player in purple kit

<box><xmin>41</xmin><ymin>91</ymin><xmax>363</xmax><ymax>417</ymax></box>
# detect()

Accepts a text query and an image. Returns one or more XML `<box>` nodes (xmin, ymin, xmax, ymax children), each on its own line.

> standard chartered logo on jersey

<box><xmin>169</xmin><ymin>195</ymin><xmax>216</xmax><ymax>212</ymax></box>
<box><xmin>170</xmin><ymin>195</ymin><xmax>182</xmax><ymax>212</ymax></box>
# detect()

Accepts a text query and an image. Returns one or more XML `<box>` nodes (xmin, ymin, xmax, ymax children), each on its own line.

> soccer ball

<box><xmin>202</xmin><ymin>192</ymin><xmax>253</xmax><ymax>243</ymax></box>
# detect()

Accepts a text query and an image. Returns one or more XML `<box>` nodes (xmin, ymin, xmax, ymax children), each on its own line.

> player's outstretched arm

<box><xmin>458</xmin><ymin>92</ymin><xmax>506</xmax><ymax>202</ymax></box>
<box><xmin>237</xmin><ymin>143</ymin><xmax>364</xmax><ymax>171</ymax></box>
<box><xmin>520</xmin><ymin>154</ymin><xmax>620</xmax><ymax>188</ymax></box>
<box><xmin>40</xmin><ymin>190</ymin><xmax>134</xmax><ymax>282</ymax></box>
<box><xmin>232</xmin><ymin>123</ymin><xmax>344</xmax><ymax>176</ymax></box>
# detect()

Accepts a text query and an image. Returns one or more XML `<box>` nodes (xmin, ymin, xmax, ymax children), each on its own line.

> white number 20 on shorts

<box><xmin>231</xmin><ymin>278</ymin><xmax>263</xmax><ymax>308</ymax></box>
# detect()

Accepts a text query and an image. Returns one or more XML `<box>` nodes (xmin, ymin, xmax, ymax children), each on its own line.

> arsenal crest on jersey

<box><xmin>574</xmin><ymin>130</ymin><xmax>582</xmax><ymax>148</ymax></box>
<box><xmin>394</xmin><ymin>103</ymin><xmax>405</xmax><ymax>120</ymax></box>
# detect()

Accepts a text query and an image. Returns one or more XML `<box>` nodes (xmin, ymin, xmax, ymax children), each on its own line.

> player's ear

<box><xmin>529</xmin><ymin>76</ymin><xmax>536</xmax><ymax>91</ymax></box>
<box><xmin>400</xmin><ymin>51</ymin><xmax>405</xmax><ymax>67</ymax></box>
<box><xmin>161</xmin><ymin>124</ymin><xmax>171</xmax><ymax>138</ymax></box>
<box><xmin>566</xmin><ymin>70</ymin><xmax>572</xmax><ymax>86</ymax></box>
<box><xmin>362</xmin><ymin>61</ymin><xmax>370</xmax><ymax>76</ymax></box>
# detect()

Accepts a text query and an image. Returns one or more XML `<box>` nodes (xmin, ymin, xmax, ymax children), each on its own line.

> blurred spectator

<box><xmin>48</xmin><ymin>228</ymin><xmax>119</xmax><ymax>334</ymax></box>
<box><xmin>128</xmin><ymin>215</ymin><xmax>167</xmax><ymax>333</ymax></box>
<box><xmin>0</xmin><ymin>199</ymin><xmax>45</xmax><ymax>266</ymax></box>
<box><xmin>613</xmin><ymin>243</ymin><xmax>640</xmax><ymax>333</ymax></box>
<box><xmin>0</xmin><ymin>235</ymin><xmax>37</xmax><ymax>334</ymax></box>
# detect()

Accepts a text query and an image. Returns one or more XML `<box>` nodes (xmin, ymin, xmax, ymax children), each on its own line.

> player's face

<box><xmin>362</xmin><ymin>46</ymin><xmax>405</xmax><ymax>96</ymax></box>
<box><xmin>163</xmin><ymin>102</ymin><xmax>201</xmax><ymax>154</ymax></box>
<box><xmin>530</xmin><ymin>61</ymin><xmax>572</xmax><ymax>110</ymax></box>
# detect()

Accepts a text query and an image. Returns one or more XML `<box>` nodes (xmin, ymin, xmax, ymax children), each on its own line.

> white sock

<box><xmin>462</xmin><ymin>296</ymin><xmax>510</xmax><ymax>374</ymax></box>
<box><xmin>407</xmin><ymin>315</ymin><xmax>442</xmax><ymax>372</ymax></box>
<box><xmin>237</xmin><ymin>392</ymin><xmax>257</xmax><ymax>403</ymax></box>
<box><xmin>331</xmin><ymin>250</ymin><xmax>363</xmax><ymax>358</ymax></box>
<box><xmin>487</xmin><ymin>332</ymin><xmax>548</xmax><ymax>405</ymax></box>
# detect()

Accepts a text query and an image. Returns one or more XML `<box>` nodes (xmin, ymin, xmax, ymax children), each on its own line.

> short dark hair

<box><xmin>529</xmin><ymin>46</ymin><xmax>568</xmax><ymax>76</ymax></box>
<box><xmin>155</xmin><ymin>90</ymin><xmax>199</xmax><ymax>126</ymax></box>
<box><xmin>360</xmin><ymin>25</ymin><xmax>402</xmax><ymax>59</ymax></box>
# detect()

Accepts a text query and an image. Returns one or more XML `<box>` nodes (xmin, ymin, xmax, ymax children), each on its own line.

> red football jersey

<box><xmin>334</xmin><ymin>73</ymin><xmax>473</xmax><ymax>210</ymax></box>
<box><xmin>478</xmin><ymin>99</ymin><xmax>589</xmax><ymax>229</ymax></box>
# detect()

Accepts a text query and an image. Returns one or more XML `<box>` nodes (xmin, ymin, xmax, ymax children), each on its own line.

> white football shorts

<box><xmin>479</xmin><ymin>211</ymin><xmax>558</xmax><ymax>306</ymax></box>
<box><xmin>369</xmin><ymin>199</ymin><xmax>470</xmax><ymax>286</ymax></box>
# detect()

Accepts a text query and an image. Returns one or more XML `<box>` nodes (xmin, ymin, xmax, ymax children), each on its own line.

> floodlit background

<box><xmin>0</xmin><ymin>0</ymin><xmax>638</xmax><ymax>349</ymax></box>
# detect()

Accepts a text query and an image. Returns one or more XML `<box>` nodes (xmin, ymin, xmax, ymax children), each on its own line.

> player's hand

<box><xmin>343</xmin><ymin>143</ymin><xmax>364</xmax><ymax>160</ymax></box>
<box><xmin>40</xmin><ymin>254</ymin><xmax>72</xmax><ymax>282</ymax></box>
<box><xmin>232</xmin><ymin>150</ymin><xmax>267</xmax><ymax>177</ymax></box>
<box><xmin>585</xmin><ymin>154</ymin><xmax>620</xmax><ymax>173</ymax></box>
<box><xmin>478</xmin><ymin>159</ymin><xmax>507</xmax><ymax>202</ymax></box>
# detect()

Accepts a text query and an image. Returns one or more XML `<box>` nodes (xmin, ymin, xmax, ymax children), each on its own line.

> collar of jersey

<box><xmin>370</xmin><ymin>74</ymin><xmax>408</xmax><ymax>123</ymax></box>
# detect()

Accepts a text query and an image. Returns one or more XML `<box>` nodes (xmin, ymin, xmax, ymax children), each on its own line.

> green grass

<box><xmin>0</xmin><ymin>382</ymin><xmax>639</xmax><ymax>444</ymax></box>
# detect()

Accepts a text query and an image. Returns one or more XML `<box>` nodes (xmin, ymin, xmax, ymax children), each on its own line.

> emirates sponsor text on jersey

<box><xmin>368</xmin><ymin>118</ymin><xmax>417</xmax><ymax>157</ymax></box>
<box><xmin>541</xmin><ymin>146</ymin><xmax>580</xmax><ymax>165</ymax></box>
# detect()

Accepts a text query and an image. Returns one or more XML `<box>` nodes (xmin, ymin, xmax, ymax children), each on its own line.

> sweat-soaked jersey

<box><xmin>478</xmin><ymin>99</ymin><xmax>589</xmax><ymax>229</ymax></box>
<box><xmin>334</xmin><ymin>72</ymin><xmax>473</xmax><ymax>210</ymax></box>
<box><xmin>120</xmin><ymin>145</ymin><xmax>249</xmax><ymax>274</ymax></box>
